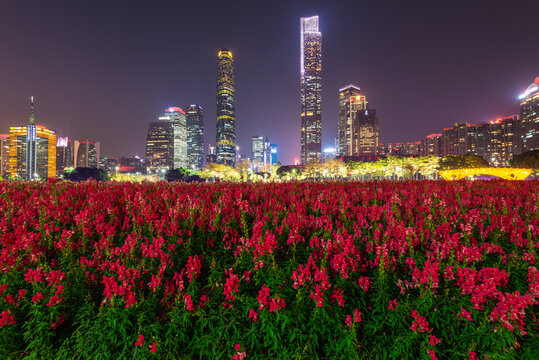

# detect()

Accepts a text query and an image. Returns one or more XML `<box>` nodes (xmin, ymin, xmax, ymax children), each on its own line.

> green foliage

<box><xmin>439</xmin><ymin>153</ymin><xmax>489</xmax><ymax>170</ymax></box>
<box><xmin>509</xmin><ymin>150</ymin><xmax>539</xmax><ymax>170</ymax></box>
<box><xmin>63</xmin><ymin>167</ymin><xmax>109</xmax><ymax>182</ymax></box>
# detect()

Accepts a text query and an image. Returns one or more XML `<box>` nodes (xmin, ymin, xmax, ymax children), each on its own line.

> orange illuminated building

<box><xmin>8</xmin><ymin>98</ymin><xmax>56</xmax><ymax>179</ymax></box>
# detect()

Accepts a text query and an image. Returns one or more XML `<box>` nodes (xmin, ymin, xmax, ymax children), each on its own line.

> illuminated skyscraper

<box><xmin>300</xmin><ymin>16</ymin><xmax>322</xmax><ymax>164</ymax></box>
<box><xmin>270</xmin><ymin>144</ymin><xmax>278</xmax><ymax>165</ymax></box>
<box><xmin>74</xmin><ymin>140</ymin><xmax>100</xmax><ymax>168</ymax></box>
<box><xmin>216</xmin><ymin>49</ymin><xmax>236</xmax><ymax>167</ymax></box>
<box><xmin>338</xmin><ymin>85</ymin><xmax>361</xmax><ymax>156</ymax></box>
<box><xmin>186</xmin><ymin>105</ymin><xmax>204</xmax><ymax>169</ymax></box>
<box><xmin>251</xmin><ymin>136</ymin><xmax>264</xmax><ymax>163</ymax></box>
<box><xmin>519</xmin><ymin>77</ymin><xmax>539</xmax><ymax>152</ymax></box>
<box><xmin>353</xmin><ymin>108</ymin><xmax>379</xmax><ymax>156</ymax></box>
<box><xmin>146</xmin><ymin>107</ymin><xmax>187</xmax><ymax>171</ymax></box>
<box><xmin>56</xmin><ymin>136</ymin><xmax>73</xmax><ymax>174</ymax></box>
<box><xmin>0</xmin><ymin>134</ymin><xmax>9</xmax><ymax>177</ymax></box>
<box><xmin>8</xmin><ymin>97</ymin><xmax>56</xmax><ymax>180</ymax></box>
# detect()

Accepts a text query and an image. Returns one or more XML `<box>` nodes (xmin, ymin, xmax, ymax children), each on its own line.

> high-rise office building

<box><xmin>339</xmin><ymin>88</ymin><xmax>379</xmax><ymax>157</ymax></box>
<box><xmin>270</xmin><ymin>144</ymin><xmax>278</xmax><ymax>165</ymax></box>
<box><xmin>146</xmin><ymin>107</ymin><xmax>187</xmax><ymax>171</ymax></box>
<box><xmin>74</xmin><ymin>140</ymin><xmax>100</xmax><ymax>168</ymax></box>
<box><xmin>0</xmin><ymin>134</ymin><xmax>9</xmax><ymax>177</ymax></box>
<box><xmin>300</xmin><ymin>16</ymin><xmax>322</xmax><ymax>164</ymax></box>
<box><xmin>186</xmin><ymin>105</ymin><xmax>204</xmax><ymax>169</ymax></box>
<box><xmin>338</xmin><ymin>85</ymin><xmax>361</xmax><ymax>156</ymax></box>
<box><xmin>56</xmin><ymin>136</ymin><xmax>73</xmax><ymax>175</ymax></box>
<box><xmin>8</xmin><ymin>97</ymin><xmax>56</xmax><ymax>180</ymax></box>
<box><xmin>251</xmin><ymin>136</ymin><xmax>265</xmax><ymax>164</ymax></box>
<box><xmin>519</xmin><ymin>77</ymin><xmax>539</xmax><ymax>152</ymax></box>
<box><xmin>353</xmin><ymin>107</ymin><xmax>379</xmax><ymax>156</ymax></box>
<box><xmin>216</xmin><ymin>49</ymin><xmax>236</xmax><ymax>167</ymax></box>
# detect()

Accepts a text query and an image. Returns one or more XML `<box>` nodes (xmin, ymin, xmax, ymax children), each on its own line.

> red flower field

<box><xmin>0</xmin><ymin>180</ymin><xmax>538</xmax><ymax>359</ymax></box>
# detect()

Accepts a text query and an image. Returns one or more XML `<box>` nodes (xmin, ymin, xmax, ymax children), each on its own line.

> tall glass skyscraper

<box><xmin>338</xmin><ymin>85</ymin><xmax>361</xmax><ymax>156</ymax></box>
<box><xmin>519</xmin><ymin>77</ymin><xmax>539</xmax><ymax>152</ymax></box>
<box><xmin>74</xmin><ymin>140</ymin><xmax>100</xmax><ymax>168</ymax></box>
<box><xmin>300</xmin><ymin>16</ymin><xmax>322</xmax><ymax>164</ymax></box>
<box><xmin>186</xmin><ymin>104</ymin><xmax>204</xmax><ymax>169</ymax></box>
<box><xmin>146</xmin><ymin>107</ymin><xmax>187</xmax><ymax>171</ymax></box>
<box><xmin>216</xmin><ymin>49</ymin><xmax>236</xmax><ymax>167</ymax></box>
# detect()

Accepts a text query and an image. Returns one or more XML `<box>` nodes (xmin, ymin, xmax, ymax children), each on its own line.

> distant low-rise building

<box><xmin>420</xmin><ymin>133</ymin><xmax>442</xmax><ymax>156</ymax></box>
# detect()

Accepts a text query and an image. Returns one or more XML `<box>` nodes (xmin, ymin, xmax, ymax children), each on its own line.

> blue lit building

<box><xmin>270</xmin><ymin>144</ymin><xmax>278</xmax><ymax>164</ymax></box>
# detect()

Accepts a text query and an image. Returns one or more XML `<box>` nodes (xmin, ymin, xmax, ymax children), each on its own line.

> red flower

<box><xmin>428</xmin><ymin>334</ymin><xmax>441</xmax><ymax>346</ymax></box>
<box><xmin>32</xmin><ymin>292</ymin><xmax>44</xmax><ymax>304</ymax></box>
<box><xmin>458</xmin><ymin>308</ymin><xmax>473</xmax><ymax>322</ymax></box>
<box><xmin>426</xmin><ymin>349</ymin><xmax>437</xmax><ymax>360</ymax></box>
<box><xmin>149</xmin><ymin>340</ymin><xmax>157</xmax><ymax>353</ymax></box>
<box><xmin>0</xmin><ymin>310</ymin><xmax>16</xmax><ymax>326</ymax></box>
<box><xmin>134</xmin><ymin>334</ymin><xmax>144</xmax><ymax>346</ymax></box>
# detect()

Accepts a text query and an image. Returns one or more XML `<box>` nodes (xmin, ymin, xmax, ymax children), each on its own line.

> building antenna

<box><xmin>29</xmin><ymin>96</ymin><xmax>35</xmax><ymax>124</ymax></box>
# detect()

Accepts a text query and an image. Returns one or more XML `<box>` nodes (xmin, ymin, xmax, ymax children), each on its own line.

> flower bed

<box><xmin>0</xmin><ymin>180</ymin><xmax>538</xmax><ymax>359</ymax></box>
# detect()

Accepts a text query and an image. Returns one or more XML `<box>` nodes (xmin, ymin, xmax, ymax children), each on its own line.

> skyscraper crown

<box><xmin>301</xmin><ymin>16</ymin><xmax>319</xmax><ymax>32</ymax></box>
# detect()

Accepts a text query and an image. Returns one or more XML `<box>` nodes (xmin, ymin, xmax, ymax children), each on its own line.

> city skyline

<box><xmin>0</xmin><ymin>1</ymin><xmax>538</xmax><ymax>164</ymax></box>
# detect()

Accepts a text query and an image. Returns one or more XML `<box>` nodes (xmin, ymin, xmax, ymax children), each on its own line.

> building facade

<box><xmin>8</xmin><ymin>98</ymin><xmax>56</xmax><ymax>180</ymax></box>
<box><xmin>300</xmin><ymin>16</ymin><xmax>322</xmax><ymax>164</ymax></box>
<box><xmin>420</xmin><ymin>134</ymin><xmax>443</xmax><ymax>156</ymax></box>
<box><xmin>56</xmin><ymin>136</ymin><xmax>73</xmax><ymax>175</ymax></box>
<box><xmin>353</xmin><ymin>107</ymin><xmax>379</xmax><ymax>156</ymax></box>
<box><xmin>386</xmin><ymin>141</ymin><xmax>421</xmax><ymax>157</ymax></box>
<box><xmin>0</xmin><ymin>134</ymin><xmax>9</xmax><ymax>177</ymax></box>
<box><xmin>74</xmin><ymin>140</ymin><xmax>100</xmax><ymax>168</ymax></box>
<box><xmin>338</xmin><ymin>87</ymin><xmax>379</xmax><ymax>157</ymax></box>
<box><xmin>146</xmin><ymin>107</ymin><xmax>187</xmax><ymax>171</ymax></box>
<box><xmin>439</xmin><ymin>116</ymin><xmax>520</xmax><ymax>166</ymax></box>
<box><xmin>186</xmin><ymin>105</ymin><xmax>204</xmax><ymax>169</ymax></box>
<box><xmin>251</xmin><ymin>136</ymin><xmax>264</xmax><ymax>164</ymax></box>
<box><xmin>338</xmin><ymin>85</ymin><xmax>361</xmax><ymax>156</ymax></box>
<box><xmin>216</xmin><ymin>49</ymin><xmax>236</xmax><ymax>167</ymax></box>
<box><xmin>270</xmin><ymin>144</ymin><xmax>278</xmax><ymax>165</ymax></box>
<box><xmin>519</xmin><ymin>77</ymin><xmax>539</xmax><ymax>153</ymax></box>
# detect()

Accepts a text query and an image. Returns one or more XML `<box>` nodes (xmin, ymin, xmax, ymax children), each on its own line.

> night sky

<box><xmin>1</xmin><ymin>0</ymin><xmax>538</xmax><ymax>164</ymax></box>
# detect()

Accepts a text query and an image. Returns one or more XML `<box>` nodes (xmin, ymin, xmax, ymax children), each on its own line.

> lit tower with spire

<box><xmin>8</xmin><ymin>97</ymin><xmax>57</xmax><ymax>179</ymax></box>
<box><xmin>26</xmin><ymin>96</ymin><xmax>37</xmax><ymax>180</ymax></box>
